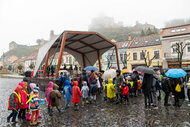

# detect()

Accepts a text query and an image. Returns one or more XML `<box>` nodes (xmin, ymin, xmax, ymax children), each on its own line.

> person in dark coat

<box><xmin>51</xmin><ymin>66</ymin><xmax>54</xmax><ymax>77</ymax></box>
<box><xmin>90</xmin><ymin>80</ymin><xmax>98</xmax><ymax>104</ymax></box>
<box><xmin>23</xmin><ymin>74</ymin><xmax>32</xmax><ymax>94</ymax></box>
<box><xmin>172</xmin><ymin>78</ymin><xmax>181</xmax><ymax>107</ymax></box>
<box><xmin>131</xmin><ymin>71</ymin><xmax>139</xmax><ymax>97</ymax></box>
<box><xmin>141</xmin><ymin>74</ymin><xmax>153</xmax><ymax>109</ymax></box>
<box><xmin>162</xmin><ymin>75</ymin><xmax>172</xmax><ymax>106</ymax></box>
<box><xmin>115</xmin><ymin>70</ymin><xmax>123</xmax><ymax>104</ymax></box>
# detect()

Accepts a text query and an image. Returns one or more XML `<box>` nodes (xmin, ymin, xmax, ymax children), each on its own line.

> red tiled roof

<box><xmin>128</xmin><ymin>34</ymin><xmax>161</xmax><ymax>48</ymax></box>
<box><xmin>161</xmin><ymin>24</ymin><xmax>190</xmax><ymax>37</ymax></box>
<box><xmin>25</xmin><ymin>52</ymin><xmax>38</xmax><ymax>61</ymax></box>
<box><xmin>115</xmin><ymin>40</ymin><xmax>133</xmax><ymax>49</ymax></box>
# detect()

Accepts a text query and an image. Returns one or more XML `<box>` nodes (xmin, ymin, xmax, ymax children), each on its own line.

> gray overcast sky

<box><xmin>0</xmin><ymin>0</ymin><xmax>190</xmax><ymax>57</ymax></box>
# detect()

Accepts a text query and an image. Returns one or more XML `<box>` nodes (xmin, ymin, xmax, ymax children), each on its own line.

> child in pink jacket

<box><xmin>18</xmin><ymin>82</ymin><xmax>28</xmax><ymax>120</ymax></box>
<box><xmin>45</xmin><ymin>81</ymin><xmax>54</xmax><ymax>113</ymax></box>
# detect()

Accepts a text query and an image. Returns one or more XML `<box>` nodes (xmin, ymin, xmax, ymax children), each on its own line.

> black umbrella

<box><xmin>150</xmin><ymin>67</ymin><xmax>160</xmax><ymax>70</ymax></box>
<box><xmin>183</xmin><ymin>67</ymin><xmax>190</xmax><ymax>72</ymax></box>
<box><xmin>135</xmin><ymin>66</ymin><xmax>155</xmax><ymax>74</ymax></box>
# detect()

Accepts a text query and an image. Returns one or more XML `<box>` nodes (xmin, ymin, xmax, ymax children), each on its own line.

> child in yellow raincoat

<box><xmin>106</xmin><ymin>78</ymin><xmax>116</xmax><ymax>102</ymax></box>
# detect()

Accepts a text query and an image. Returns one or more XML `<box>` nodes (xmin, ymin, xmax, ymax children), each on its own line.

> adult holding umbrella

<box><xmin>135</xmin><ymin>66</ymin><xmax>155</xmax><ymax>109</ymax></box>
<box><xmin>165</xmin><ymin>69</ymin><xmax>187</xmax><ymax>107</ymax></box>
<box><xmin>84</xmin><ymin>66</ymin><xmax>98</xmax><ymax>72</ymax></box>
<box><xmin>141</xmin><ymin>74</ymin><xmax>153</xmax><ymax>109</ymax></box>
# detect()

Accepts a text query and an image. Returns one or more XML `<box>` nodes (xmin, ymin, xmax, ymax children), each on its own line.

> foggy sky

<box><xmin>0</xmin><ymin>0</ymin><xmax>190</xmax><ymax>57</ymax></box>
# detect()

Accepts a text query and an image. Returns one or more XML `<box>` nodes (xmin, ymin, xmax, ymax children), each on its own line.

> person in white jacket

<box><xmin>81</xmin><ymin>81</ymin><xmax>89</xmax><ymax>105</ymax></box>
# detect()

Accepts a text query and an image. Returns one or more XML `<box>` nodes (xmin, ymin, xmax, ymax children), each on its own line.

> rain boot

<box><xmin>11</xmin><ymin>115</ymin><xmax>17</xmax><ymax>123</ymax></box>
<box><xmin>30</xmin><ymin>121</ymin><xmax>37</xmax><ymax>126</ymax></box>
<box><xmin>48</xmin><ymin>107</ymin><xmax>50</xmax><ymax>114</ymax></box>
<box><xmin>26</xmin><ymin>113</ymin><xmax>31</xmax><ymax>121</ymax></box>
<box><xmin>86</xmin><ymin>100</ymin><xmax>89</xmax><ymax>104</ymax></box>
<box><xmin>7</xmin><ymin>116</ymin><xmax>11</xmax><ymax>123</ymax></box>
<box><xmin>57</xmin><ymin>108</ymin><xmax>62</xmax><ymax>113</ymax></box>
<box><xmin>49</xmin><ymin>109</ymin><xmax>53</xmax><ymax>116</ymax></box>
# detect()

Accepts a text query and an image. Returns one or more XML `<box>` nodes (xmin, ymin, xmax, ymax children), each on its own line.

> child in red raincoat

<box><xmin>7</xmin><ymin>85</ymin><xmax>23</xmax><ymax>123</ymax></box>
<box><xmin>120</xmin><ymin>82</ymin><xmax>129</xmax><ymax>104</ymax></box>
<box><xmin>71</xmin><ymin>81</ymin><xmax>82</xmax><ymax>110</ymax></box>
<box><xmin>18</xmin><ymin>82</ymin><xmax>29</xmax><ymax>120</ymax></box>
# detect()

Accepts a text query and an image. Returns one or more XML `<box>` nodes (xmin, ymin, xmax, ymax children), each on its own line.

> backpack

<box><xmin>155</xmin><ymin>79</ymin><xmax>162</xmax><ymax>90</ymax></box>
<box><xmin>8</xmin><ymin>93</ymin><xmax>18</xmax><ymax>109</ymax></box>
<box><xmin>58</xmin><ymin>75</ymin><xmax>63</xmax><ymax>82</ymax></box>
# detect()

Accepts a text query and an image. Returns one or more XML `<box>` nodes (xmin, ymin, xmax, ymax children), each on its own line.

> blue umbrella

<box><xmin>165</xmin><ymin>69</ymin><xmax>187</xmax><ymax>78</ymax></box>
<box><xmin>84</xmin><ymin>66</ymin><xmax>98</xmax><ymax>71</ymax></box>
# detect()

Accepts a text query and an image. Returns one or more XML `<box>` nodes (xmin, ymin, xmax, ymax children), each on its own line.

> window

<box><xmin>154</xmin><ymin>50</ymin><xmax>160</xmax><ymax>59</ymax></box>
<box><xmin>66</xmin><ymin>57</ymin><xmax>69</xmax><ymax>63</ymax></box>
<box><xmin>135</xmin><ymin>42</ymin><xmax>138</xmax><ymax>44</ymax></box>
<box><xmin>133</xmin><ymin>52</ymin><xmax>137</xmax><ymax>60</ymax></box>
<box><xmin>140</xmin><ymin>52</ymin><xmax>144</xmax><ymax>60</ymax></box>
<box><xmin>112</xmin><ymin>55</ymin><xmax>116</xmax><ymax>61</ymax></box>
<box><xmin>124</xmin><ymin>53</ymin><xmax>127</xmax><ymax>60</ymax></box>
<box><xmin>171</xmin><ymin>28</ymin><xmax>187</xmax><ymax>33</ymax></box>
<box><xmin>171</xmin><ymin>41</ymin><xmax>179</xmax><ymax>54</ymax></box>
<box><xmin>69</xmin><ymin>57</ymin><xmax>72</xmax><ymax>64</ymax></box>
<box><xmin>120</xmin><ymin>54</ymin><xmax>123</xmax><ymax>61</ymax></box>
<box><xmin>187</xmin><ymin>47</ymin><xmax>190</xmax><ymax>52</ymax></box>
<box><xmin>186</xmin><ymin>39</ymin><xmax>190</xmax><ymax>54</ymax></box>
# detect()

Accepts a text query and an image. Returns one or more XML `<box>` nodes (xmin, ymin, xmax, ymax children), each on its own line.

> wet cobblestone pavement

<box><xmin>1</xmin><ymin>78</ymin><xmax>190</xmax><ymax>127</ymax></box>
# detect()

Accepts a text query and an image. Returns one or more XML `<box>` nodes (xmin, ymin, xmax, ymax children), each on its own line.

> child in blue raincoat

<box><xmin>63</xmin><ymin>80</ymin><xmax>72</xmax><ymax>109</ymax></box>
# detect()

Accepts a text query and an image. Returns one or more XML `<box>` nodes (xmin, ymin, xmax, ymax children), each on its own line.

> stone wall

<box><xmin>31</xmin><ymin>78</ymin><xmax>59</xmax><ymax>92</ymax></box>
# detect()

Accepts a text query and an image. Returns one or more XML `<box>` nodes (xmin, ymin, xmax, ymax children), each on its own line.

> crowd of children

<box><xmin>8</xmin><ymin>68</ymin><xmax>190</xmax><ymax>125</ymax></box>
<box><xmin>7</xmin><ymin>80</ymin><xmax>43</xmax><ymax>125</ymax></box>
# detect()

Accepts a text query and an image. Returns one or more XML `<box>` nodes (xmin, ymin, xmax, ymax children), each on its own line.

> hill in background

<box><xmin>88</xmin><ymin>15</ymin><xmax>159</xmax><ymax>42</ymax></box>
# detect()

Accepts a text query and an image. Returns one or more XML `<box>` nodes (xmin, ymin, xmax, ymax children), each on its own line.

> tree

<box><xmin>146</xmin><ymin>28</ymin><xmax>153</xmax><ymax>35</ymax></box>
<box><xmin>106</xmin><ymin>49</ymin><xmax>115</xmax><ymax>70</ymax></box>
<box><xmin>8</xmin><ymin>65</ymin><xmax>12</xmax><ymax>71</ymax></box>
<box><xmin>29</xmin><ymin>63</ymin><xmax>35</xmax><ymax>70</ymax></box>
<box><xmin>121</xmin><ymin>53</ymin><xmax>130</xmax><ymax>69</ymax></box>
<box><xmin>171</xmin><ymin>42</ymin><xmax>190</xmax><ymax>68</ymax></box>
<box><xmin>141</xmin><ymin>50</ymin><xmax>156</xmax><ymax>67</ymax></box>
<box><xmin>141</xmin><ymin>30</ymin><xmax>145</xmax><ymax>36</ymax></box>
<box><xmin>17</xmin><ymin>64</ymin><xmax>23</xmax><ymax>72</ymax></box>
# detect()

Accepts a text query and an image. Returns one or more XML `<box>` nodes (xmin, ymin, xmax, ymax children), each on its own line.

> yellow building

<box><xmin>127</xmin><ymin>34</ymin><xmax>162</xmax><ymax>71</ymax></box>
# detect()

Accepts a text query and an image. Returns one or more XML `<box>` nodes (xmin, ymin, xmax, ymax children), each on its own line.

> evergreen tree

<box><xmin>141</xmin><ymin>30</ymin><xmax>145</xmax><ymax>36</ymax></box>
<box><xmin>146</xmin><ymin>28</ymin><xmax>152</xmax><ymax>35</ymax></box>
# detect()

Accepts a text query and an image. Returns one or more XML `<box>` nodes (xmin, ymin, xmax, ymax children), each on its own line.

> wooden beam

<box><xmin>97</xmin><ymin>50</ymin><xmax>102</xmax><ymax>71</ymax></box>
<box><xmin>82</xmin><ymin>54</ymin><xmax>86</xmax><ymax>68</ymax></box>
<box><xmin>66</xmin><ymin>31</ymin><xmax>96</xmax><ymax>35</ymax></box>
<box><xmin>65</xmin><ymin>46</ymin><xmax>83</xmax><ymax>54</ymax></box>
<box><xmin>77</xmin><ymin>40</ymin><xmax>97</xmax><ymax>50</ymax></box>
<box><xmin>115</xmin><ymin>46</ymin><xmax>120</xmax><ymax>70</ymax></box>
<box><xmin>55</xmin><ymin>33</ymin><xmax>67</xmax><ymax>78</ymax></box>
<box><xmin>42</xmin><ymin>49</ymin><xmax>51</xmax><ymax>77</ymax></box>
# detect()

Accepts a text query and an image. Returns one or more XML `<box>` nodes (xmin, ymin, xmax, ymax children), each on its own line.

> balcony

<box><xmin>164</xmin><ymin>53</ymin><xmax>178</xmax><ymax>61</ymax></box>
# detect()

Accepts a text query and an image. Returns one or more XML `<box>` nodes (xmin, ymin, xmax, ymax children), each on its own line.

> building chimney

<box><xmin>128</xmin><ymin>35</ymin><xmax>132</xmax><ymax>41</ymax></box>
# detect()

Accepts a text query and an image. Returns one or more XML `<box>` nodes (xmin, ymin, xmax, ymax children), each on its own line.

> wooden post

<box><xmin>55</xmin><ymin>33</ymin><xmax>67</xmax><ymax>78</ymax></box>
<box><xmin>97</xmin><ymin>50</ymin><xmax>102</xmax><ymax>71</ymax></box>
<box><xmin>42</xmin><ymin>49</ymin><xmax>51</xmax><ymax>77</ymax></box>
<box><xmin>82</xmin><ymin>54</ymin><xmax>86</xmax><ymax>68</ymax></box>
<box><xmin>115</xmin><ymin>46</ymin><xmax>120</xmax><ymax>70</ymax></box>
